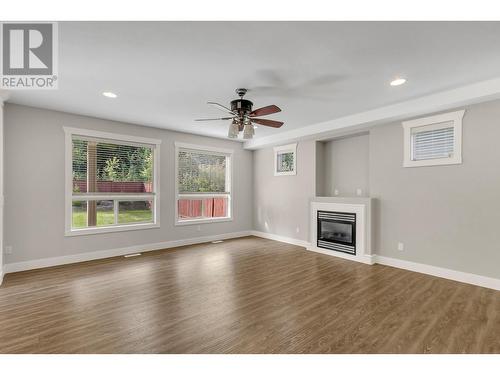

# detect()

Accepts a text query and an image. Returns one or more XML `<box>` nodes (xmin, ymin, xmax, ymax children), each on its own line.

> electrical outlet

<box><xmin>397</xmin><ymin>242</ymin><xmax>404</xmax><ymax>251</ymax></box>
<box><xmin>356</xmin><ymin>188</ymin><xmax>362</xmax><ymax>196</ymax></box>
<box><xmin>334</xmin><ymin>189</ymin><xmax>339</xmax><ymax>196</ymax></box>
<box><xmin>296</xmin><ymin>227</ymin><xmax>300</xmax><ymax>233</ymax></box>
<box><xmin>5</xmin><ymin>245</ymin><xmax>12</xmax><ymax>255</ymax></box>
<box><xmin>197</xmin><ymin>225</ymin><xmax>201</xmax><ymax>232</ymax></box>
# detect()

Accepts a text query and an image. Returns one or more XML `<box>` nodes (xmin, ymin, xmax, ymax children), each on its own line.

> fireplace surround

<box><xmin>309</xmin><ymin>197</ymin><xmax>373</xmax><ymax>264</ymax></box>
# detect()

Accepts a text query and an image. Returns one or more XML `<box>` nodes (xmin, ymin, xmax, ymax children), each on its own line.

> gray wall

<box><xmin>370</xmin><ymin>100</ymin><xmax>500</xmax><ymax>279</ymax></box>
<box><xmin>4</xmin><ymin>104</ymin><xmax>253</xmax><ymax>264</ymax></box>
<box><xmin>321</xmin><ymin>133</ymin><xmax>370</xmax><ymax>197</ymax></box>
<box><xmin>252</xmin><ymin>99</ymin><xmax>500</xmax><ymax>279</ymax></box>
<box><xmin>315</xmin><ymin>141</ymin><xmax>325</xmax><ymax>196</ymax></box>
<box><xmin>253</xmin><ymin>140</ymin><xmax>316</xmax><ymax>242</ymax></box>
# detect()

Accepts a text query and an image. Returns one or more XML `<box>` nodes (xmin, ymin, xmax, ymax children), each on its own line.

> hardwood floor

<box><xmin>0</xmin><ymin>236</ymin><xmax>499</xmax><ymax>353</ymax></box>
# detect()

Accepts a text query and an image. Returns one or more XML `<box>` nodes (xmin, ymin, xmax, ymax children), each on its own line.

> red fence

<box><xmin>178</xmin><ymin>197</ymin><xmax>227</xmax><ymax>219</ymax></box>
<box><xmin>73</xmin><ymin>180</ymin><xmax>152</xmax><ymax>193</ymax></box>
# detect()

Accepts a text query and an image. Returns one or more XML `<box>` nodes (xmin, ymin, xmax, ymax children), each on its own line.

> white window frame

<box><xmin>64</xmin><ymin>127</ymin><xmax>161</xmax><ymax>236</ymax></box>
<box><xmin>174</xmin><ymin>142</ymin><xmax>233</xmax><ymax>226</ymax></box>
<box><xmin>402</xmin><ymin>110</ymin><xmax>465</xmax><ymax>168</ymax></box>
<box><xmin>274</xmin><ymin>143</ymin><xmax>297</xmax><ymax>176</ymax></box>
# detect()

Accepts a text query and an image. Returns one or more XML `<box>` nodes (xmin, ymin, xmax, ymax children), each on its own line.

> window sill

<box><xmin>403</xmin><ymin>156</ymin><xmax>462</xmax><ymax>168</ymax></box>
<box><xmin>65</xmin><ymin>222</ymin><xmax>160</xmax><ymax>236</ymax></box>
<box><xmin>274</xmin><ymin>171</ymin><xmax>297</xmax><ymax>176</ymax></box>
<box><xmin>175</xmin><ymin>217</ymin><xmax>233</xmax><ymax>226</ymax></box>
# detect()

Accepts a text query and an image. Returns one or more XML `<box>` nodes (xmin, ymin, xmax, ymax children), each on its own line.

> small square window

<box><xmin>274</xmin><ymin>143</ymin><xmax>297</xmax><ymax>176</ymax></box>
<box><xmin>402</xmin><ymin>110</ymin><xmax>464</xmax><ymax>168</ymax></box>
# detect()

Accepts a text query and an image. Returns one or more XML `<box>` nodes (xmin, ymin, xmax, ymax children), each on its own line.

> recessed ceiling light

<box><xmin>390</xmin><ymin>78</ymin><xmax>407</xmax><ymax>86</ymax></box>
<box><xmin>102</xmin><ymin>91</ymin><xmax>117</xmax><ymax>98</ymax></box>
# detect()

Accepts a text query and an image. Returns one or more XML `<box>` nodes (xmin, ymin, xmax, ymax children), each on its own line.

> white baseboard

<box><xmin>4</xmin><ymin>230</ymin><xmax>499</xmax><ymax>292</ymax></box>
<box><xmin>3</xmin><ymin>230</ymin><xmax>252</xmax><ymax>274</ymax></box>
<box><xmin>374</xmin><ymin>255</ymin><xmax>500</xmax><ymax>291</ymax></box>
<box><xmin>251</xmin><ymin>233</ymin><xmax>500</xmax><ymax>291</ymax></box>
<box><xmin>251</xmin><ymin>231</ymin><xmax>310</xmax><ymax>248</ymax></box>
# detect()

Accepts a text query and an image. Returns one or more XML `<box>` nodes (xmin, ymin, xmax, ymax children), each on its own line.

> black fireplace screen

<box><xmin>317</xmin><ymin>211</ymin><xmax>356</xmax><ymax>254</ymax></box>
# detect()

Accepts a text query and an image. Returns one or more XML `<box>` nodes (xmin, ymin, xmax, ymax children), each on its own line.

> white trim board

<box><xmin>3</xmin><ymin>231</ymin><xmax>252</xmax><ymax>274</ymax></box>
<box><xmin>3</xmin><ymin>231</ymin><xmax>499</xmax><ymax>292</ymax></box>
<box><xmin>244</xmin><ymin>76</ymin><xmax>500</xmax><ymax>150</ymax></box>
<box><xmin>374</xmin><ymin>255</ymin><xmax>500</xmax><ymax>292</ymax></box>
<box><xmin>251</xmin><ymin>231</ymin><xmax>310</xmax><ymax>248</ymax></box>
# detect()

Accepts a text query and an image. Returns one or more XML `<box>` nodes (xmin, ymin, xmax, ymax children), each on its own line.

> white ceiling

<box><xmin>6</xmin><ymin>21</ymin><xmax>500</xmax><ymax>142</ymax></box>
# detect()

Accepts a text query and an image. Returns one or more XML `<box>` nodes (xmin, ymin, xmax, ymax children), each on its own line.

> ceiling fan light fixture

<box><xmin>243</xmin><ymin>123</ymin><xmax>255</xmax><ymax>139</ymax></box>
<box><xmin>197</xmin><ymin>88</ymin><xmax>284</xmax><ymax>140</ymax></box>
<box><xmin>228</xmin><ymin>120</ymin><xmax>239</xmax><ymax>138</ymax></box>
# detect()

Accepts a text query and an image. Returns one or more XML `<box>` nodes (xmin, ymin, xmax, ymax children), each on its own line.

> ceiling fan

<box><xmin>195</xmin><ymin>88</ymin><xmax>283</xmax><ymax>139</ymax></box>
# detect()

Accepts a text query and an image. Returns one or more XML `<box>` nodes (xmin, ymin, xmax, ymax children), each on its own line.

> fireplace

<box><xmin>317</xmin><ymin>211</ymin><xmax>356</xmax><ymax>255</ymax></box>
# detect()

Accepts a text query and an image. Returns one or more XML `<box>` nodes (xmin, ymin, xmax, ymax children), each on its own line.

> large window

<box><xmin>402</xmin><ymin>110</ymin><xmax>464</xmax><ymax>168</ymax></box>
<box><xmin>175</xmin><ymin>142</ymin><xmax>233</xmax><ymax>225</ymax></box>
<box><xmin>65</xmin><ymin>127</ymin><xmax>161</xmax><ymax>235</ymax></box>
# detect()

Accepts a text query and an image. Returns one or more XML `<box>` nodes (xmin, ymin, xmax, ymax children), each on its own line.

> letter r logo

<box><xmin>2</xmin><ymin>23</ymin><xmax>53</xmax><ymax>75</ymax></box>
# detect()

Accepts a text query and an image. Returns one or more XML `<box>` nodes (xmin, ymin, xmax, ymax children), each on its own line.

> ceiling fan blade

<box><xmin>251</xmin><ymin>118</ymin><xmax>284</xmax><ymax>128</ymax></box>
<box><xmin>207</xmin><ymin>102</ymin><xmax>236</xmax><ymax>115</ymax></box>
<box><xmin>195</xmin><ymin>117</ymin><xmax>234</xmax><ymax>121</ymax></box>
<box><xmin>250</xmin><ymin>105</ymin><xmax>281</xmax><ymax>117</ymax></box>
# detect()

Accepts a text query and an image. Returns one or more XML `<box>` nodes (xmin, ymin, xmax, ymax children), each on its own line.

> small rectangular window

<box><xmin>412</xmin><ymin>124</ymin><xmax>454</xmax><ymax>161</ymax></box>
<box><xmin>175</xmin><ymin>142</ymin><xmax>233</xmax><ymax>225</ymax></box>
<box><xmin>403</xmin><ymin>110</ymin><xmax>464</xmax><ymax>168</ymax></box>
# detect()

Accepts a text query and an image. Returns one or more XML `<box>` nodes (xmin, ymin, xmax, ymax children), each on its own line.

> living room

<box><xmin>0</xmin><ymin>1</ymin><xmax>499</xmax><ymax>372</ymax></box>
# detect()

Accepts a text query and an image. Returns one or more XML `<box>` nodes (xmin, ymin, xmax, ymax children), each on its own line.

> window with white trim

<box><xmin>175</xmin><ymin>142</ymin><xmax>233</xmax><ymax>225</ymax></box>
<box><xmin>64</xmin><ymin>127</ymin><xmax>161</xmax><ymax>235</ymax></box>
<box><xmin>273</xmin><ymin>143</ymin><xmax>297</xmax><ymax>176</ymax></box>
<box><xmin>402</xmin><ymin>110</ymin><xmax>465</xmax><ymax>168</ymax></box>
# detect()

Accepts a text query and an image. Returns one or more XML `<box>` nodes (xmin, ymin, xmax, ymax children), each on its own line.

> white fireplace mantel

<box><xmin>308</xmin><ymin>197</ymin><xmax>374</xmax><ymax>265</ymax></box>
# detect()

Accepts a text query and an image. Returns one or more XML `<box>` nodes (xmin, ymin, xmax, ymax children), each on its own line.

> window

<box><xmin>175</xmin><ymin>142</ymin><xmax>233</xmax><ymax>225</ymax></box>
<box><xmin>274</xmin><ymin>143</ymin><xmax>297</xmax><ymax>176</ymax></box>
<box><xmin>402</xmin><ymin>110</ymin><xmax>464</xmax><ymax>168</ymax></box>
<box><xmin>64</xmin><ymin>127</ymin><xmax>161</xmax><ymax>235</ymax></box>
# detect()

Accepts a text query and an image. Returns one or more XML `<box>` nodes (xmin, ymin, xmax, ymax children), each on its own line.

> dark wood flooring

<box><xmin>0</xmin><ymin>236</ymin><xmax>499</xmax><ymax>353</ymax></box>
